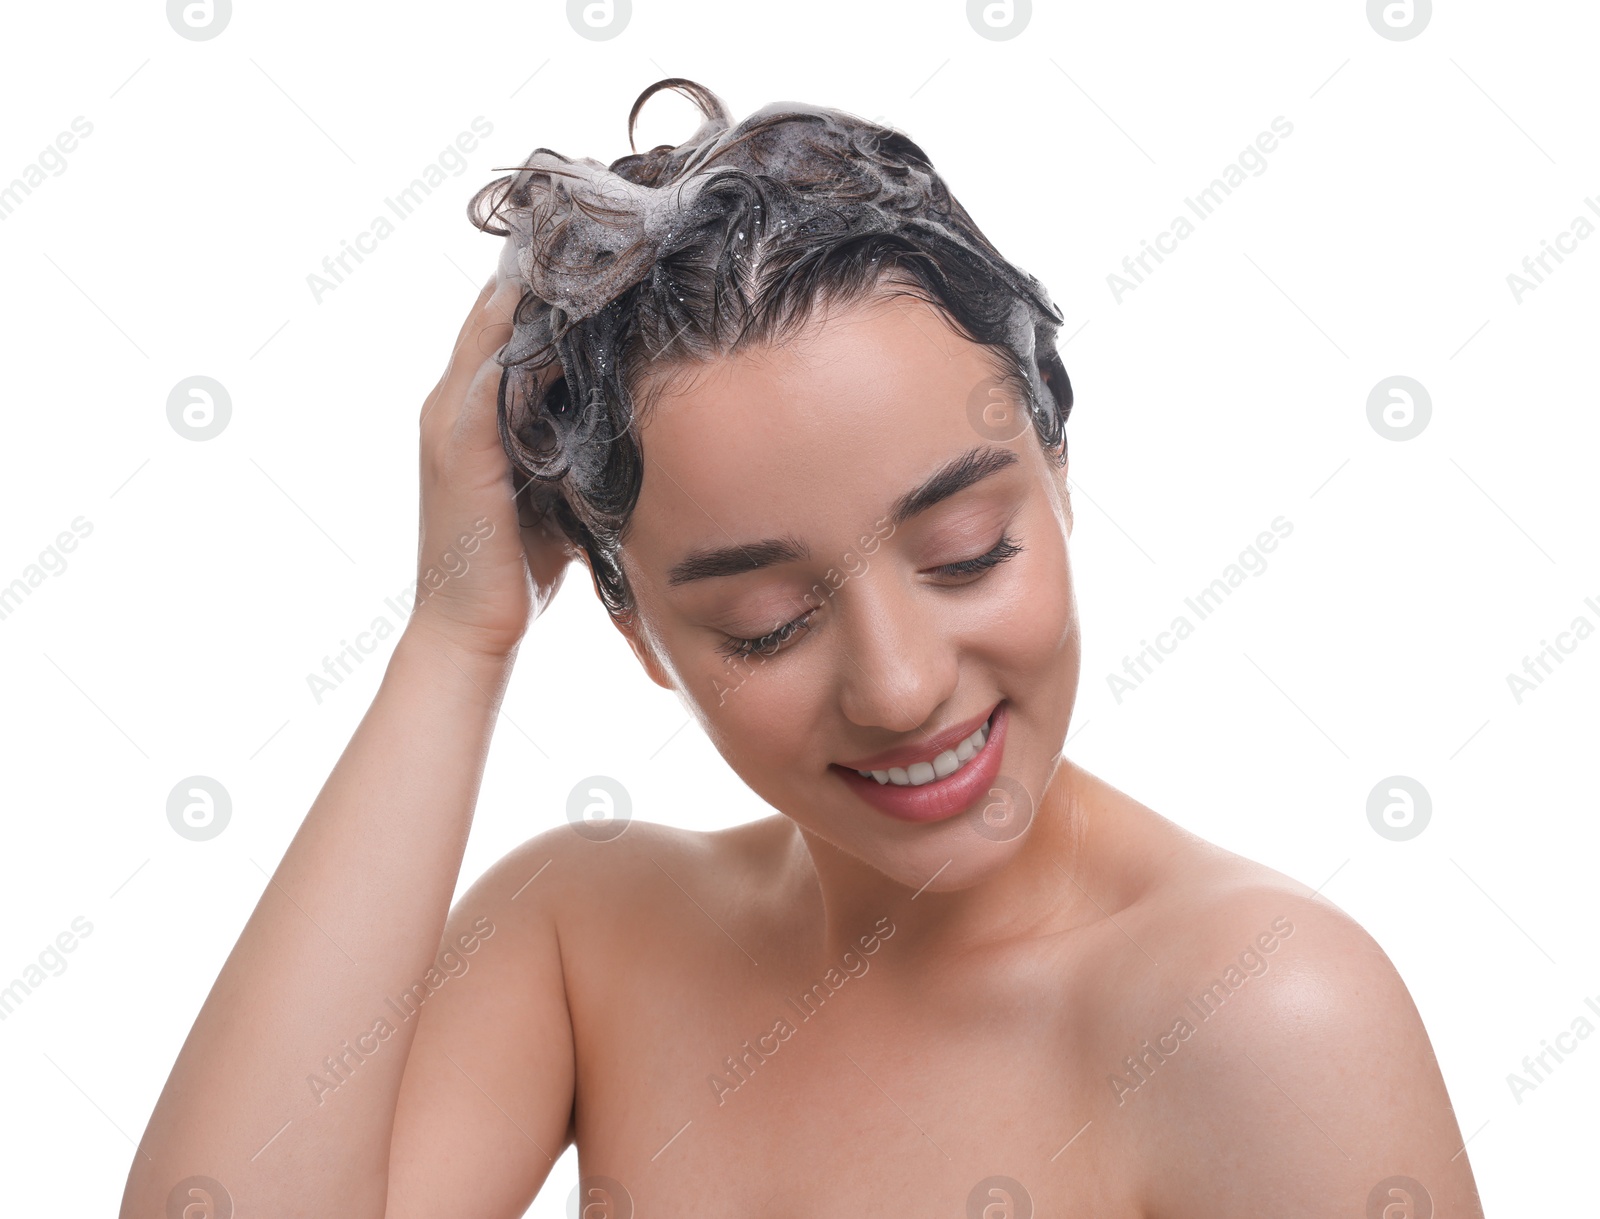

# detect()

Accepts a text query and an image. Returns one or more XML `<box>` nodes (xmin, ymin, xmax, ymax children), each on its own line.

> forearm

<box><xmin>122</xmin><ymin>623</ymin><xmax>516</xmax><ymax>1219</ymax></box>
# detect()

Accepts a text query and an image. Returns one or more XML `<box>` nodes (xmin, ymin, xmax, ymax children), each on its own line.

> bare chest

<box><xmin>562</xmin><ymin>923</ymin><xmax>1146</xmax><ymax>1217</ymax></box>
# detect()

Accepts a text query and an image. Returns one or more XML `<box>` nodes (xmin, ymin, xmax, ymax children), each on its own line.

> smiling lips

<box><xmin>853</xmin><ymin>716</ymin><xmax>993</xmax><ymax>787</ymax></box>
<box><xmin>838</xmin><ymin>697</ymin><xmax>998</xmax><ymax>764</ymax></box>
<box><xmin>829</xmin><ymin>701</ymin><xmax>1010</xmax><ymax>824</ymax></box>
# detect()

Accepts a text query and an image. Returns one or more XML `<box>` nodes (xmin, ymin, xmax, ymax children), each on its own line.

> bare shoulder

<box><xmin>382</xmin><ymin>814</ymin><xmax>768</xmax><ymax>1214</ymax></box>
<box><xmin>472</xmin><ymin>812</ymin><xmax>791</xmax><ymax>935</ymax></box>
<box><xmin>1089</xmin><ymin>806</ymin><xmax>1484</xmax><ymax>1217</ymax></box>
<box><xmin>385</xmin><ymin>815</ymin><xmax>768</xmax><ymax>1181</ymax></box>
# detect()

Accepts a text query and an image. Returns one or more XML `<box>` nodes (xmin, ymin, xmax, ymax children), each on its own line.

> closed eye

<box><xmin>715</xmin><ymin>532</ymin><xmax>1024</xmax><ymax>660</ymax></box>
<box><xmin>931</xmin><ymin>534</ymin><xmax>1023</xmax><ymax>578</ymax></box>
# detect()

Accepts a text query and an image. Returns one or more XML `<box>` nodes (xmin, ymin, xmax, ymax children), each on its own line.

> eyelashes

<box><xmin>715</xmin><ymin>532</ymin><xmax>1025</xmax><ymax>661</ymax></box>
<box><xmin>931</xmin><ymin>534</ymin><xmax>1023</xmax><ymax>578</ymax></box>
<box><xmin>718</xmin><ymin>614</ymin><xmax>810</xmax><ymax>661</ymax></box>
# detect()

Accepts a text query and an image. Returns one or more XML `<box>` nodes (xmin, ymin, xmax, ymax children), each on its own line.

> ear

<box><xmin>612</xmin><ymin>610</ymin><xmax>674</xmax><ymax>691</ymax></box>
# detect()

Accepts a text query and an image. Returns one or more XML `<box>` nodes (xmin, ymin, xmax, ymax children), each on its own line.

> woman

<box><xmin>124</xmin><ymin>79</ymin><xmax>1484</xmax><ymax>1218</ymax></box>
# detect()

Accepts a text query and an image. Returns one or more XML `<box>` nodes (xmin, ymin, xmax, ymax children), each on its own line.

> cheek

<box><xmin>698</xmin><ymin>680</ymin><xmax>837</xmax><ymax>823</ymax></box>
<box><xmin>984</xmin><ymin>522</ymin><xmax>1079</xmax><ymax>670</ymax></box>
<box><xmin>695</xmin><ymin>650</ymin><xmax>820</xmax><ymax>772</ymax></box>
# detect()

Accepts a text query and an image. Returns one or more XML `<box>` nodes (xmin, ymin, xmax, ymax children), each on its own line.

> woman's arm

<box><xmin>383</xmin><ymin>825</ymin><xmax>581</xmax><ymax>1215</ymax></box>
<box><xmin>121</xmin><ymin>273</ymin><xmax>578</xmax><ymax>1218</ymax></box>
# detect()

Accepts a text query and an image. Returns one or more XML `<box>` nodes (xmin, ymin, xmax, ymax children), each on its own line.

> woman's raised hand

<box><xmin>122</xmin><ymin>257</ymin><xmax>582</xmax><ymax>1219</ymax></box>
<box><xmin>410</xmin><ymin>264</ymin><xmax>575</xmax><ymax>659</ymax></box>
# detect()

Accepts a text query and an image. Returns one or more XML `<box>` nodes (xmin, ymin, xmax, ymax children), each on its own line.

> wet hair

<box><xmin>466</xmin><ymin>77</ymin><xmax>1074</xmax><ymax>623</ymax></box>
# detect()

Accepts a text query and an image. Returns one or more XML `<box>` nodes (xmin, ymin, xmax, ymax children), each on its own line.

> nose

<box><xmin>833</xmin><ymin>573</ymin><xmax>960</xmax><ymax>736</ymax></box>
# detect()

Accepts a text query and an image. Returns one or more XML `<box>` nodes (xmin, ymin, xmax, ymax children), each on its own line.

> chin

<box><xmin>820</xmin><ymin>740</ymin><xmax>1056</xmax><ymax>896</ymax></box>
<box><xmin>877</xmin><ymin>830</ymin><xmax>1035</xmax><ymax>894</ymax></box>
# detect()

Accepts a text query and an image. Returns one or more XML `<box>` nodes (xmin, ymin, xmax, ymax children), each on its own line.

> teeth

<box><xmin>855</xmin><ymin>713</ymin><xmax>994</xmax><ymax>788</ymax></box>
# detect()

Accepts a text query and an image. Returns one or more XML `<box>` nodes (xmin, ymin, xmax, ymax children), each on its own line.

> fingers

<box><xmin>452</xmin><ymin>345</ymin><xmax>513</xmax><ymax>464</ymax></box>
<box><xmin>422</xmin><ymin>276</ymin><xmax>520</xmax><ymax>433</ymax></box>
<box><xmin>451</xmin><ymin>274</ymin><xmax>499</xmax><ymax>351</ymax></box>
<box><xmin>455</xmin><ymin>283</ymin><xmax>521</xmax><ymax>448</ymax></box>
<box><xmin>431</xmin><ymin>275</ymin><xmax>498</xmax><ymax>392</ymax></box>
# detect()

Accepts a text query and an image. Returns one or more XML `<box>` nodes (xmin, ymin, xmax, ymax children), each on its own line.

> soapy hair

<box><xmin>466</xmin><ymin>77</ymin><xmax>1074</xmax><ymax>622</ymax></box>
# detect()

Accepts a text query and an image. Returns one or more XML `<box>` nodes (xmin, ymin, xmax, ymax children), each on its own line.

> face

<box><xmin>611</xmin><ymin>288</ymin><xmax>1082</xmax><ymax>892</ymax></box>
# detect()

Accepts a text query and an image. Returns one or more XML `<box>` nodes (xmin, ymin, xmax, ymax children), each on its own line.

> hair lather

<box><xmin>466</xmin><ymin>77</ymin><xmax>1074</xmax><ymax>622</ymax></box>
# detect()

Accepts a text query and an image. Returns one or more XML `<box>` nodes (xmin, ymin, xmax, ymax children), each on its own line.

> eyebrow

<box><xmin>665</xmin><ymin>444</ymin><xmax>1021</xmax><ymax>587</ymax></box>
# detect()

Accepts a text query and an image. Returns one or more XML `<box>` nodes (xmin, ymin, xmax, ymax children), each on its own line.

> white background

<box><xmin>1</xmin><ymin>0</ymin><xmax>1594</xmax><ymax>1213</ymax></box>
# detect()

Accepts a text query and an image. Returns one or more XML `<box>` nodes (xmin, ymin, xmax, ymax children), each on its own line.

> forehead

<box><xmin>622</xmin><ymin>293</ymin><xmax>1006</xmax><ymax>572</ymax></box>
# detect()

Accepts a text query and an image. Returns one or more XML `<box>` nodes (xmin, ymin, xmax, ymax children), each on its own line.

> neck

<box><xmin>788</xmin><ymin>755</ymin><xmax>1106</xmax><ymax>976</ymax></box>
